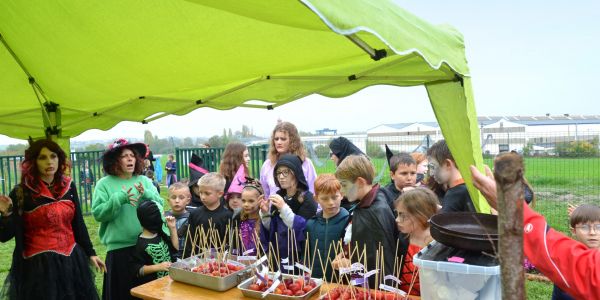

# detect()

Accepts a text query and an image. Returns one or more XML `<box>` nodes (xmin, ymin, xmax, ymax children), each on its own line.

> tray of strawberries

<box><xmin>238</xmin><ymin>272</ymin><xmax>322</xmax><ymax>300</ymax></box>
<box><xmin>169</xmin><ymin>256</ymin><xmax>249</xmax><ymax>291</ymax></box>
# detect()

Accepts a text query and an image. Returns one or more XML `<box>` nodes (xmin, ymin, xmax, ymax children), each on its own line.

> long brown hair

<box><xmin>219</xmin><ymin>142</ymin><xmax>249</xmax><ymax>181</ymax></box>
<box><xmin>396</xmin><ymin>188</ymin><xmax>439</xmax><ymax>229</ymax></box>
<box><xmin>21</xmin><ymin>139</ymin><xmax>70</xmax><ymax>195</ymax></box>
<box><xmin>267</xmin><ymin>122</ymin><xmax>306</xmax><ymax>163</ymax></box>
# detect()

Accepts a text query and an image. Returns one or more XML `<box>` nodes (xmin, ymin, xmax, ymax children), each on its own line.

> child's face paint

<box><xmin>340</xmin><ymin>179</ymin><xmax>359</xmax><ymax>202</ymax></box>
<box><xmin>428</xmin><ymin>158</ymin><xmax>451</xmax><ymax>185</ymax></box>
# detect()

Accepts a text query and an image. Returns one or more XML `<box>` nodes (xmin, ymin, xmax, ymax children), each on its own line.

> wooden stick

<box><xmin>191</xmin><ymin>226</ymin><xmax>199</xmax><ymax>257</ymax></box>
<box><xmin>310</xmin><ymin>239</ymin><xmax>318</xmax><ymax>275</ymax></box>
<box><xmin>374</xmin><ymin>244</ymin><xmax>379</xmax><ymax>293</ymax></box>
<box><xmin>316</xmin><ymin>248</ymin><xmax>325</xmax><ymax>299</ymax></box>
<box><xmin>406</xmin><ymin>265</ymin><xmax>419</xmax><ymax>297</ymax></box>
<box><xmin>494</xmin><ymin>152</ymin><xmax>526</xmax><ymax>300</ymax></box>
<box><xmin>304</xmin><ymin>231</ymin><xmax>310</xmax><ymax>267</ymax></box>
<box><xmin>274</xmin><ymin>232</ymin><xmax>282</xmax><ymax>271</ymax></box>
<box><xmin>393</xmin><ymin>239</ymin><xmax>399</xmax><ymax>288</ymax></box>
<box><xmin>289</xmin><ymin>227</ymin><xmax>294</xmax><ymax>270</ymax></box>
<box><xmin>183</xmin><ymin>224</ymin><xmax>192</xmax><ymax>258</ymax></box>
<box><xmin>292</xmin><ymin>229</ymin><xmax>298</xmax><ymax>265</ymax></box>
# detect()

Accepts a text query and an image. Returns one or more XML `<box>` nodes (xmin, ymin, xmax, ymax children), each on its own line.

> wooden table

<box><xmin>131</xmin><ymin>276</ymin><xmax>245</xmax><ymax>300</ymax></box>
<box><xmin>131</xmin><ymin>277</ymin><xmax>419</xmax><ymax>300</ymax></box>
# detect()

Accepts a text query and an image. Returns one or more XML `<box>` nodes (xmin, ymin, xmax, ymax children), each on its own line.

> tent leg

<box><xmin>426</xmin><ymin>77</ymin><xmax>490</xmax><ymax>213</ymax></box>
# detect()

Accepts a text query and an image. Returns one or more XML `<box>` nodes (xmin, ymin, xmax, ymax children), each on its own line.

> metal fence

<box><xmin>0</xmin><ymin>150</ymin><xmax>104</xmax><ymax>215</ymax></box>
<box><xmin>175</xmin><ymin>145</ymin><xmax>269</xmax><ymax>180</ymax></box>
<box><xmin>1</xmin><ymin>131</ymin><xmax>598</xmax><ymax>232</ymax></box>
<box><xmin>300</xmin><ymin>131</ymin><xmax>600</xmax><ymax>233</ymax></box>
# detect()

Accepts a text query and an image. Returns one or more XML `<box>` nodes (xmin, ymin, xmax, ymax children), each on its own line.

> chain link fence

<box><xmin>300</xmin><ymin>131</ymin><xmax>600</xmax><ymax>233</ymax></box>
<box><xmin>1</xmin><ymin>132</ymin><xmax>598</xmax><ymax>232</ymax></box>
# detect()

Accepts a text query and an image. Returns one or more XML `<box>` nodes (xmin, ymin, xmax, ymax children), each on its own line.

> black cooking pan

<box><xmin>429</xmin><ymin>212</ymin><xmax>498</xmax><ymax>253</ymax></box>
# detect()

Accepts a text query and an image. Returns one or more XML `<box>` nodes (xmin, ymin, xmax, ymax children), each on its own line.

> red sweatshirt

<box><xmin>523</xmin><ymin>204</ymin><xmax>600</xmax><ymax>299</ymax></box>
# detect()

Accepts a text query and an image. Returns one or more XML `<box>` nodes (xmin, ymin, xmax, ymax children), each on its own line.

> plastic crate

<box><xmin>413</xmin><ymin>241</ymin><xmax>501</xmax><ymax>300</ymax></box>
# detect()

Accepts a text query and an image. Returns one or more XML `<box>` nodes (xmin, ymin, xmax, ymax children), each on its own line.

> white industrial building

<box><xmin>367</xmin><ymin>115</ymin><xmax>600</xmax><ymax>155</ymax></box>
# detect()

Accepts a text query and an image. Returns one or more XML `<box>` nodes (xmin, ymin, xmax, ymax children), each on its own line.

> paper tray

<box><xmin>238</xmin><ymin>273</ymin><xmax>322</xmax><ymax>300</ymax></box>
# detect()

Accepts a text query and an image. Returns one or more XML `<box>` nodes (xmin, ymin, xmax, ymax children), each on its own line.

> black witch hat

<box><xmin>385</xmin><ymin>144</ymin><xmax>395</xmax><ymax>171</ymax></box>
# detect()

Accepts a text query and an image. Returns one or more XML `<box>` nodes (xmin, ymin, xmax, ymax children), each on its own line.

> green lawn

<box><xmin>526</xmin><ymin>280</ymin><xmax>554</xmax><ymax>299</ymax></box>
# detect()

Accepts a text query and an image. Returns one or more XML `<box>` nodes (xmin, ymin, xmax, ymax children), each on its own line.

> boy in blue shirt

<box><xmin>305</xmin><ymin>174</ymin><xmax>349</xmax><ymax>280</ymax></box>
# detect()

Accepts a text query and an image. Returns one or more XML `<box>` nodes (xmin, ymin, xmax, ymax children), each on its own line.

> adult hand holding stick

<box><xmin>472</xmin><ymin>153</ymin><xmax>525</xmax><ymax>300</ymax></box>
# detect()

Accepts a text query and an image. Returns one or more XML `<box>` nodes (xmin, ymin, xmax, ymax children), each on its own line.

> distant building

<box><xmin>367</xmin><ymin>115</ymin><xmax>600</xmax><ymax>155</ymax></box>
<box><xmin>315</xmin><ymin>128</ymin><xmax>337</xmax><ymax>136</ymax></box>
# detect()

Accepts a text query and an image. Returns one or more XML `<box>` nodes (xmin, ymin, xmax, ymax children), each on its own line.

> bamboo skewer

<box><xmin>183</xmin><ymin>224</ymin><xmax>192</xmax><ymax>258</ymax></box>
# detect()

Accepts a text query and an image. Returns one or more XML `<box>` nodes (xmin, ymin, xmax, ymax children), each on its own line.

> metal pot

<box><xmin>429</xmin><ymin>212</ymin><xmax>498</xmax><ymax>253</ymax></box>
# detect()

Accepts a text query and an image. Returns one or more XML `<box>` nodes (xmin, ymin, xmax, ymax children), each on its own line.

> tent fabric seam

<box><xmin>299</xmin><ymin>0</ymin><xmax>470</xmax><ymax>77</ymax></box>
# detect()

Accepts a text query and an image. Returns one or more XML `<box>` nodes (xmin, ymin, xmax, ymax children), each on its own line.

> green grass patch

<box><xmin>526</xmin><ymin>280</ymin><xmax>554</xmax><ymax>299</ymax></box>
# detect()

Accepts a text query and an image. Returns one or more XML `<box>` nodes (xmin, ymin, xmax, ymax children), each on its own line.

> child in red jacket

<box><xmin>551</xmin><ymin>204</ymin><xmax>600</xmax><ymax>299</ymax></box>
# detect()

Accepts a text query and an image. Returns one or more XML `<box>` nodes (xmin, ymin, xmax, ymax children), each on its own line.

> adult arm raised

<box><xmin>470</xmin><ymin>165</ymin><xmax>600</xmax><ymax>299</ymax></box>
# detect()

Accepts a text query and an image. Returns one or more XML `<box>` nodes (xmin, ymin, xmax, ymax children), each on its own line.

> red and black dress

<box><xmin>0</xmin><ymin>176</ymin><xmax>99</xmax><ymax>300</ymax></box>
<box><xmin>399</xmin><ymin>243</ymin><xmax>422</xmax><ymax>296</ymax></box>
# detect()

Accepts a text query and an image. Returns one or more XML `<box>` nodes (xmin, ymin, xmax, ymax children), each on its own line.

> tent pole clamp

<box><xmin>454</xmin><ymin>74</ymin><xmax>464</xmax><ymax>87</ymax></box>
<box><xmin>346</xmin><ymin>34</ymin><xmax>387</xmax><ymax>61</ymax></box>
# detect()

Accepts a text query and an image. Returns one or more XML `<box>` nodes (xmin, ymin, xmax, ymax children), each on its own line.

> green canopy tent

<box><xmin>0</xmin><ymin>0</ymin><xmax>489</xmax><ymax>213</ymax></box>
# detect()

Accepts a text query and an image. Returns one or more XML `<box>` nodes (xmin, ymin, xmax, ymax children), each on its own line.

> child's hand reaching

<box><xmin>259</xmin><ymin>198</ymin><xmax>270</xmax><ymax>214</ymax></box>
<box><xmin>269</xmin><ymin>194</ymin><xmax>288</xmax><ymax>211</ymax></box>
<box><xmin>157</xmin><ymin>261</ymin><xmax>171</xmax><ymax>272</ymax></box>
<box><xmin>331</xmin><ymin>253</ymin><xmax>351</xmax><ymax>270</ymax></box>
<box><xmin>568</xmin><ymin>204</ymin><xmax>578</xmax><ymax>217</ymax></box>
<box><xmin>166</xmin><ymin>215</ymin><xmax>176</xmax><ymax>229</ymax></box>
<box><xmin>402</xmin><ymin>186</ymin><xmax>415</xmax><ymax>193</ymax></box>
<box><xmin>0</xmin><ymin>195</ymin><xmax>13</xmax><ymax>216</ymax></box>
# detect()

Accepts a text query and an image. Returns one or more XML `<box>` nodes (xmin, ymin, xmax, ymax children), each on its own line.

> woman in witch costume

<box><xmin>328</xmin><ymin>137</ymin><xmax>366</xmax><ymax>212</ymax></box>
<box><xmin>0</xmin><ymin>139</ymin><xmax>105</xmax><ymax>300</ymax></box>
<box><xmin>92</xmin><ymin>138</ymin><xmax>164</xmax><ymax>299</ymax></box>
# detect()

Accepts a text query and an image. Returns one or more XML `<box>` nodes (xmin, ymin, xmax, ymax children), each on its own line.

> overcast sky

<box><xmin>2</xmin><ymin>1</ymin><xmax>598</xmax><ymax>145</ymax></box>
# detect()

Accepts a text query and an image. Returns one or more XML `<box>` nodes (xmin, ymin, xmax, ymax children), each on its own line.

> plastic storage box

<box><xmin>413</xmin><ymin>241</ymin><xmax>500</xmax><ymax>300</ymax></box>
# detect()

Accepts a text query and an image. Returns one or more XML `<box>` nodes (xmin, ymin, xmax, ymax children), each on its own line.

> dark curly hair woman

<box><xmin>91</xmin><ymin>138</ymin><xmax>165</xmax><ymax>299</ymax></box>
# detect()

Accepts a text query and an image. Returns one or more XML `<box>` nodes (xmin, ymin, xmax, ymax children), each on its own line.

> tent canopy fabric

<box><xmin>0</xmin><ymin>0</ymin><xmax>487</xmax><ymax>212</ymax></box>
